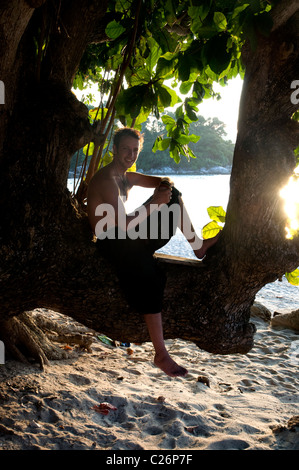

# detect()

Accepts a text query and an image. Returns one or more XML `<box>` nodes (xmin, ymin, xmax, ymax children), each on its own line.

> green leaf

<box><xmin>213</xmin><ymin>12</ymin><xmax>227</xmax><ymax>31</ymax></box>
<box><xmin>127</xmin><ymin>162</ymin><xmax>137</xmax><ymax>172</ymax></box>
<box><xmin>185</xmin><ymin>102</ymin><xmax>198</xmax><ymax>122</ymax></box>
<box><xmin>73</xmin><ymin>72</ymin><xmax>85</xmax><ymax>91</ymax></box>
<box><xmin>177</xmin><ymin>54</ymin><xmax>191</xmax><ymax>83</ymax></box>
<box><xmin>119</xmin><ymin>85</ymin><xmax>145</xmax><ymax>119</ymax></box>
<box><xmin>189</xmin><ymin>4</ymin><xmax>210</xmax><ymax>21</ymax></box>
<box><xmin>166</xmin><ymin>86</ymin><xmax>181</xmax><ymax>107</ymax></box>
<box><xmin>248</xmin><ymin>0</ymin><xmax>263</xmax><ymax>14</ymax></box>
<box><xmin>101</xmin><ymin>151</ymin><xmax>113</xmax><ymax>168</ymax></box>
<box><xmin>207</xmin><ymin>206</ymin><xmax>226</xmax><ymax>223</ymax></box>
<box><xmin>105</xmin><ymin>52</ymin><xmax>124</xmax><ymax>71</ymax></box>
<box><xmin>188</xmin><ymin>5</ymin><xmax>211</xmax><ymax>34</ymax></box>
<box><xmin>152</xmin><ymin>136</ymin><xmax>171</xmax><ymax>153</ymax></box>
<box><xmin>176</xmin><ymin>134</ymin><xmax>192</xmax><ymax>145</ymax></box>
<box><xmin>202</xmin><ymin>221</ymin><xmax>223</xmax><ymax>239</ymax></box>
<box><xmin>89</xmin><ymin>107</ymin><xmax>108</xmax><ymax>121</ymax></box>
<box><xmin>157</xmin><ymin>84</ymin><xmax>180</xmax><ymax>108</ymax></box>
<box><xmin>292</xmin><ymin>111</ymin><xmax>299</xmax><ymax>123</ymax></box>
<box><xmin>175</xmin><ymin>133</ymin><xmax>200</xmax><ymax>145</ymax></box>
<box><xmin>187</xmin><ymin>147</ymin><xmax>197</xmax><ymax>159</ymax></box>
<box><xmin>115</xmin><ymin>0</ymin><xmax>131</xmax><ymax>13</ymax></box>
<box><xmin>285</xmin><ymin>269</ymin><xmax>299</xmax><ymax>286</ymax></box>
<box><xmin>129</xmin><ymin>69</ymin><xmax>152</xmax><ymax>86</ymax></box>
<box><xmin>232</xmin><ymin>4</ymin><xmax>250</xmax><ymax>20</ymax></box>
<box><xmin>193</xmin><ymin>81</ymin><xmax>206</xmax><ymax>101</ymax></box>
<box><xmin>117</xmin><ymin>108</ymin><xmax>150</xmax><ymax>131</ymax></box>
<box><xmin>161</xmin><ymin>114</ymin><xmax>176</xmax><ymax>131</ymax></box>
<box><xmin>146</xmin><ymin>37</ymin><xmax>162</xmax><ymax>73</ymax></box>
<box><xmin>202</xmin><ymin>34</ymin><xmax>231</xmax><ymax>75</ymax></box>
<box><xmin>83</xmin><ymin>142</ymin><xmax>94</xmax><ymax>156</ymax></box>
<box><xmin>188</xmin><ymin>134</ymin><xmax>200</xmax><ymax>143</ymax></box>
<box><xmin>105</xmin><ymin>20</ymin><xmax>126</xmax><ymax>40</ymax></box>
<box><xmin>165</xmin><ymin>0</ymin><xmax>177</xmax><ymax>25</ymax></box>
<box><xmin>169</xmin><ymin>145</ymin><xmax>180</xmax><ymax>164</ymax></box>
<box><xmin>156</xmin><ymin>57</ymin><xmax>176</xmax><ymax>79</ymax></box>
<box><xmin>156</xmin><ymin>85</ymin><xmax>171</xmax><ymax>108</ymax></box>
<box><xmin>180</xmin><ymin>81</ymin><xmax>193</xmax><ymax>95</ymax></box>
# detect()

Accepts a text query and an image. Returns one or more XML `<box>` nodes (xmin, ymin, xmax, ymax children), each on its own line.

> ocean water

<box><xmin>69</xmin><ymin>174</ymin><xmax>299</xmax><ymax>315</ymax></box>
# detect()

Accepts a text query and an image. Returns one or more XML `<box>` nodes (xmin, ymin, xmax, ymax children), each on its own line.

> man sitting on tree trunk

<box><xmin>87</xmin><ymin>127</ymin><xmax>219</xmax><ymax>377</ymax></box>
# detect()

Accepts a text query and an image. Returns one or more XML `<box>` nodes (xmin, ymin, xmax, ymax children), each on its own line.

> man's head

<box><xmin>113</xmin><ymin>127</ymin><xmax>144</xmax><ymax>151</ymax></box>
<box><xmin>112</xmin><ymin>127</ymin><xmax>144</xmax><ymax>170</ymax></box>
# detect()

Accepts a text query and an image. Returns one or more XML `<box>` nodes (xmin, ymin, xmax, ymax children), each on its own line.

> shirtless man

<box><xmin>87</xmin><ymin>127</ymin><xmax>218</xmax><ymax>377</ymax></box>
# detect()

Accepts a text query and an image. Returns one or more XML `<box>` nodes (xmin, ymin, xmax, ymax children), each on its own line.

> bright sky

<box><xmin>73</xmin><ymin>75</ymin><xmax>243</xmax><ymax>143</ymax></box>
<box><xmin>198</xmin><ymin>76</ymin><xmax>243</xmax><ymax>142</ymax></box>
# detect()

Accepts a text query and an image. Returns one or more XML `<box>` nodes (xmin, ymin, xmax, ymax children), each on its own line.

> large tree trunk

<box><xmin>0</xmin><ymin>2</ymin><xmax>299</xmax><ymax>359</ymax></box>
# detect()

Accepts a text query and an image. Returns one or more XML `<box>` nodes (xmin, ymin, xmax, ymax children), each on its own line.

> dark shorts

<box><xmin>96</xmin><ymin>187</ymin><xmax>182</xmax><ymax>314</ymax></box>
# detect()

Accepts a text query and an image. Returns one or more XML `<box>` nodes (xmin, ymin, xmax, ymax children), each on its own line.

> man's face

<box><xmin>113</xmin><ymin>135</ymin><xmax>140</xmax><ymax>170</ymax></box>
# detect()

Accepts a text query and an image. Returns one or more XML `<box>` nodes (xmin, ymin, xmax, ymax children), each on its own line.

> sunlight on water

<box><xmin>280</xmin><ymin>167</ymin><xmax>299</xmax><ymax>239</ymax></box>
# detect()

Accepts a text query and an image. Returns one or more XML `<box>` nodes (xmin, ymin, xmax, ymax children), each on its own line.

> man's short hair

<box><xmin>113</xmin><ymin>127</ymin><xmax>144</xmax><ymax>151</ymax></box>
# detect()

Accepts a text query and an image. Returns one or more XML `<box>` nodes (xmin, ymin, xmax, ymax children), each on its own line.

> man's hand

<box><xmin>152</xmin><ymin>185</ymin><xmax>172</xmax><ymax>206</ymax></box>
<box><xmin>159</xmin><ymin>177</ymin><xmax>174</xmax><ymax>189</ymax></box>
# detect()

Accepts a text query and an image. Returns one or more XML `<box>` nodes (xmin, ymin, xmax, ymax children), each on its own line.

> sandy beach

<box><xmin>0</xmin><ymin>305</ymin><xmax>298</xmax><ymax>452</ymax></box>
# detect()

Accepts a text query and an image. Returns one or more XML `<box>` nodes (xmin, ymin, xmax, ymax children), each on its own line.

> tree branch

<box><xmin>271</xmin><ymin>0</ymin><xmax>299</xmax><ymax>31</ymax></box>
<box><xmin>0</xmin><ymin>1</ymin><xmax>34</xmax><ymax>80</ymax></box>
<box><xmin>42</xmin><ymin>0</ymin><xmax>109</xmax><ymax>88</ymax></box>
<box><xmin>25</xmin><ymin>0</ymin><xmax>46</xmax><ymax>8</ymax></box>
<box><xmin>87</xmin><ymin>11</ymin><xmax>116</xmax><ymax>44</ymax></box>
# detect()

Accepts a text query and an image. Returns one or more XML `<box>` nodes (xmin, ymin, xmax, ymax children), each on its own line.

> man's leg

<box><xmin>144</xmin><ymin>313</ymin><xmax>188</xmax><ymax>377</ymax></box>
<box><xmin>145</xmin><ymin>187</ymin><xmax>219</xmax><ymax>258</ymax></box>
<box><xmin>177</xmin><ymin>194</ymin><xmax>219</xmax><ymax>259</ymax></box>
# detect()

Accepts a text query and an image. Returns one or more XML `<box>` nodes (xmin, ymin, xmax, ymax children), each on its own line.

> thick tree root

<box><xmin>0</xmin><ymin>310</ymin><xmax>93</xmax><ymax>370</ymax></box>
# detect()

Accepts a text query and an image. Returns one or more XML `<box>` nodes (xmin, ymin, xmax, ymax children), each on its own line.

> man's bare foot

<box><xmin>154</xmin><ymin>350</ymin><xmax>188</xmax><ymax>377</ymax></box>
<box><xmin>194</xmin><ymin>232</ymin><xmax>220</xmax><ymax>260</ymax></box>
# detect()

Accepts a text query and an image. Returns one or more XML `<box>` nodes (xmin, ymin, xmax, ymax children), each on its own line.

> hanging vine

<box><xmin>73</xmin><ymin>0</ymin><xmax>143</xmax><ymax>204</ymax></box>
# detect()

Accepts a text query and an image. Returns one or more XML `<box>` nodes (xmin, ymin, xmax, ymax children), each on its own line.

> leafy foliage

<box><xmin>285</xmin><ymin>269</ymin><xmax>299</xmax><ymax>286</ymax></box>
<box><xmin>137</xmin><ymin>113</ymin><xmax>234</xmax><ymax>172</ymax></box>
<box><xmin>71</xmin><ymin>0</ymin><xmax>277</xmax><ymax>198</ymax></box>
<box><xmin>202</xmin><ymin>203</ymin><xmax>299</xmax><ymax>286</ymax></box>
<box><xmin>202</xmin><ymin>206</ymin><xmax>226</xmax><ymax>239</ymax></box>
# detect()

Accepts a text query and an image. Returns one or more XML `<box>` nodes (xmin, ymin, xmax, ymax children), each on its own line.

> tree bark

<box><xmin>0</xmin><ymin>2</ymin><xmax>299</xmax><ymax>359</ymax></box>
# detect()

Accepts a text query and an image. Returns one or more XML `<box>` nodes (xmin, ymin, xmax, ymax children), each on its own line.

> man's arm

<box><xmin>87</xmin><ymin>176</ymin><xmax>172</xmax><ymax>236</ymax></box>
<box><xmin>127</xmin><ymin>172</ymin><xmax>173</xmax><ymax>189</ymax></box>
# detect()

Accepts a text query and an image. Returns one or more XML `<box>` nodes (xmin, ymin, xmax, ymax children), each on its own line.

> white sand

<box><xmin>0</xmin><ymin>309</ymin><xmax>298</xmax><ymax>451</ymax></box>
